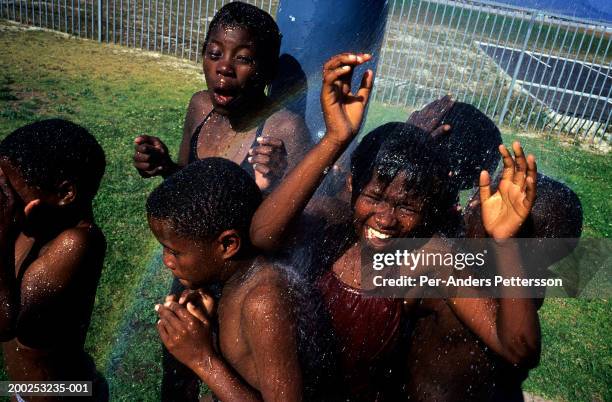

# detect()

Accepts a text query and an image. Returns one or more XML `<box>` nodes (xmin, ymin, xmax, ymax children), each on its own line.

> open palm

<box><xmin>480</xmin><ymin>142</ymin><xmax>537</xmax><ymax>240</ymax></box>
<box><xmin>321</xmin><ymin>53</ymin><xmax>373</xmax><ymax>144</ymax></box>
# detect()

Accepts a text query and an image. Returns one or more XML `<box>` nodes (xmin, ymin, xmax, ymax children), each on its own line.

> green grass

<box><xmin>0</xmin><ymin>21</ymin><xmax>203</xmax><ymax>399</ymax></box>
<box><xmin>365</xmin><ymin>102</ymin><xmax>612</xmax><ymax>402</ymax></box>
<box><xmin>0</xmin><ymin>21</ymin><xmax>610</xmax><ymax>401</ymax></box>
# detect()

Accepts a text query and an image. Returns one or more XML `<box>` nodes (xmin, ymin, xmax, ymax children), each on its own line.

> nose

<box><xmin>162</xmin><ymin>253</ymin><xmax>176</xmax><ymax>271</ymax></box>
<box><xmin>216</xmin><ymin>58</ymin><xmax>235</xmax><ymax>77</ymax></box>
<box><xmin>374</xmin><ymin>202</ymin><xmax>397</xmax><ymax>228</ymax></box>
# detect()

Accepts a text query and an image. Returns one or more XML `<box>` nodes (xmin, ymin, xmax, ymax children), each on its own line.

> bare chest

<box><xmin>195</xmin><ymin>118</ymin><xmax>258</xmax><ymax>166</ymax></box>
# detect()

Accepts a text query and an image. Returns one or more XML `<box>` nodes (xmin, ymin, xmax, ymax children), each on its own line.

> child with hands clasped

<box><xmin>148</xmin><ymin>158</ymin><xmax>304</xmax><ymax>402</ymax></box>
<box><xmin>250</xmin><ymin>51</ymin><xmax>540</xmax><ymax>400</ymax></box>
<box><xmin>0</xmin><ymin>119</ymin><xmax>107</xmax><ymax>398</ymax></box>
<box><xmin>133</xmin><ymin>2</ymin><xmax>311</xmax><ymax>192</ymax></box>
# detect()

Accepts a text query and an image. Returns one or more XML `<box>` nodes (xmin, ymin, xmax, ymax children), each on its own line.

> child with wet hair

<box><xmin>405</xmin><ymin>173</ymin><xmax>582</xmax><ymax>402</ymax></box>
<box><xmin>0</xmin><ymin>119</ymin><xmax>107</xmax><ymax>397</ymax></box>
<box><xmin>133</xmin><ymin>1</ymin><xmax>311</xmax><ymax>192</ymax></box>
<box><xmin>148</xmin><ymin>157</ymin><xmax>307</xmax><ymax>401</ymax></box>
<box><xmin>402</xmin><ymin>98</ymin><xmax>585</xmax><ymax>401</ymax></box>
<box><xmin>251</xmin><ymin>55</ymin><xmax>541</xmax><ymax>400</ymax></box>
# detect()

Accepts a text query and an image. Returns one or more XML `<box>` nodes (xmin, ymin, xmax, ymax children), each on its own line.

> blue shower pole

<box><xmin>271</xmin><ymin>0</ymin><xmax>389</xmax><ymax>142</ymax></box>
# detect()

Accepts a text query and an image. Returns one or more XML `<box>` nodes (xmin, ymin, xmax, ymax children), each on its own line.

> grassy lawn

<box><xmin>0</xmin><ymin>21</ymin><xmax>610</xmax><ymax>401</ymax></box>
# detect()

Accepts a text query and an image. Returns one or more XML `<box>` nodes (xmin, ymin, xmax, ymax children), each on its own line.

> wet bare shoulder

<box><xmin>185</xmin><ymin>90</ymin><xmax>213</xmax><ymax>133</ymax></box>
<box><xmin>24</xmin><ymin>224</ymin><xmax>105</xmax><ymax>290</ymax></box>
<box><xmin>239</xmin><ymin>263</ymin><xmax>295</xmax><ymax>322</ymax></box>
<box><xmin>263</xmin><ymin>109</ymin><xmax>312</xmax><ymax>168</ymax></box>
<box><xmin>264</xmin><ymin>109</ymin><xmax>308</xmax><ymax>140</ymax></box>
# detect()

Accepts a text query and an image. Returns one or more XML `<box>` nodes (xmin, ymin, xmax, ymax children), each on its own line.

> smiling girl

<box><xmin>250</xmin><ymin>52</ymin><xmax>540</xmax><ymax>400</ymax></box>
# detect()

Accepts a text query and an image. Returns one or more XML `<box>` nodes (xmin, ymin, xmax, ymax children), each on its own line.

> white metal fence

<box><xmin>374</xmin><ymin>0</ymin><xmax>611</xmax><ymax>143</ymax></box>
<box><xmin>1</xmin><ymin>0</ymin><xmax>610</xmax><ymax>142</ymax></box>
<box><xmin>0</xmin><ymin>0</ymin><xmax>277</xmax><ymax>62</ymax></box>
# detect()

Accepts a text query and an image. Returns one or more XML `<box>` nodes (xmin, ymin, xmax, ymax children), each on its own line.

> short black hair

<box><xmin>0</xmin><ymin>119</ymin><xmax>105</xmax><ymax>203</ymax></box>
<box><xmin>440</xmin><ymin>102</ymin><xmax>502</xmax><ymax>190</ymax></box>
<box><xmin>351</xmin><ymin>122</ymin><xmax>456</xmax><ymax>220</ymax></box>
<box><xmin>146</xmin><ymin>157</ymin><xmax>262</xmax><ymax>242</ymax></box>
<box><xmin>204</xmin><ymin>1</ymin><xmax>281</xmax><ymax>83</ymax></box>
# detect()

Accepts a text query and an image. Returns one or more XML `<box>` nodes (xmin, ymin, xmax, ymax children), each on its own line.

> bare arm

<box><xmin>134</xmin><ymin>91</ymin><xmax>210</xmax><ymax>178</ymax></box>
<box><xmin>250</xmin><ymin>53</ymin><xmax>374</xmax><ymax>252</ymax></box>
<box><xmin>157</xmin><ymin>302</ymin><xmax>264</xmax><ymax>402</ymax></box>
<box><xmin>448</xmin><ymin>142</ymin><xmax>540</xmax><ymax>367</ymax></box>
<box><xmin>448</xmin><ymin>243</ymin><xmax>540</xmax><ymax>367</ymax></box>
<box><xmin>241</xmin><ymin>284</ymin><xmax>302</xmax><ymax>402</ymax></box>
<box><xmin>15</xmin><ymin>227</ymin><xmax>104</xmax><ymax>349</ymax></box>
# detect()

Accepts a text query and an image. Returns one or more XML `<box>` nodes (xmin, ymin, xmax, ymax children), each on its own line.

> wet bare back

<box><xmin>3</xmin><ymin>222</ymin><xmax>105</xmax><ymax>392</ymax></box>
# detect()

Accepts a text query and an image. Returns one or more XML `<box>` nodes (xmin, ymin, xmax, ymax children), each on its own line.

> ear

<box><xmin>57</xmin><ymin>181</ymin><xmax>77</xmax><ymax>206</ymax></box>
<box><xmin>215</xmin><ymin>229</ymin><xmax>241</xmax><ymax>260</ymax></box>
<box><xmin>346</xmin><ymin>174</ymin><xmax>353</xmax><ymax>194</ymax></box>
<box><xmin>24</xmin><ymin>199</ymin><xmax>42</xmax><ymax>217</ymax></box>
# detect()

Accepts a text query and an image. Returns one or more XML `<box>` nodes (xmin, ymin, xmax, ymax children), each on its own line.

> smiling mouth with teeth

<box><xmin>366</xmin><ymin>226</ymin><xmax>393</xmax><ymax>240</ymax></box>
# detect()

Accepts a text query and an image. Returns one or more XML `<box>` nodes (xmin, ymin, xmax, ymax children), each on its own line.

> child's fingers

<box><xmin>499</xmin><ymin>144</ymin><xmax>515</xmax><ymax>183</ymax></box>
<box><xmin>249</xmin><ymin>145</ymin><xmax>275</xmax><ymax>156</ymax></box>
<box><xmin>150</xmin><ymin>137</ymin><xmax>165</xmax><ymax>150</ymax></box>
<box><xmin>178</xmin><ymin>289</ymin><xmax>194</xmax><ymax>305</ymax></box>
<box><xmin>526</xmin><ymin>154</ymin><xmax>537</xmax><ymax>185</ymax></box>
<box><xmin>186</xmin><ymin>302</ymin><xmax>209</xmax><ymax>325</ymax></box>
<box><xmin>157</xmin><ymin>319</ymin><xmax>171</xmax><ymax>343</ymax></box>
<box><xmin>323</xmin><ymin>65</ymin><xmax>353</xmax><ymax>86</ymax></box>
<box><xmin>253</xmin><ymin>163</ymin><xmax>271</xmax><ymax>176</ymax></box>
<box><xmin>199</xmin><ymin>291</ymin><xmax>216</xmax><ymax>317</ymax></box>
<box><xmin>256</xmin><ymin>136</ymin><xmax>285</xmax><ymax>149</ymax></box>
<box><xmin>524</xmin><ymin>176</ymin><xmax>537</xmax><ymax>209</ymax></box>
<box><xmin>479</xmin><ymin>170</ymin><xmax>492</xmax><ymax>203</ymax></box>
<box><xmin>156</xmin><ymin>304</ymin><xmax>182</xmax><ymax>331</ymax></box>
<box><xmin>165</xmin><ymin>294</ymin><xmax>178</xmax><ymax>304</ymax></box>
<box><xmin>134</xmin><ymin>162</ymin><xmax>154</xmax><ymax>172</ymax></box>
<box><xmin>134</xmin><ymin>160</ymin><xmax>154</xmax><ymax>170</ymax></box>
<box><xmin>430</xmin><ymin>124</ymin><xmax>452</xmax><ymax>139</ymax></box>
<box><xmin>136</xmin><ymin>143</ymin><xmax>160</xmax><ymax>154</ymax></box>
<box><xmin>356</xmin><ymin>69</ymin><xmax>374</xmax><ymax>105</ymax></box>
<box><xmin>134</xmin><ymin>151</ymin><xmax>151</xmax><ymax>163</ymax></box>
<box><xmin>323</xmin><ymin>53</ymin><xmax>371</xmax><ymax>71</ymax></box>
<box><xmin>248</xmin><ymin>155</ymin><xmax>271</xmax><ymax>166</ymax></box>
<box><xmin>134</xmin><ymin>134</ymin><xmax>156</xmax><ymax>145</ymax></box>
<box><xmin>165</xmin><ymin>300</ymin><xmax>193</xmax><ymax>322</ymax></box>
<box><xmin>512</xmin><ymin>141</ymin><xmax>527</xmax><ymax>189</ymax></box>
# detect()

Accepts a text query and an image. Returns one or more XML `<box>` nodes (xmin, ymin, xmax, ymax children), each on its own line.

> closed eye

<box><xmin>164</xmin><ymin>247</ymin><xmax>179</xmax><ymax>257</ymax></box>
<box><xmin>362</xmin><ymin>193</ymin><xmax>381</xmax><ymax>202</ymax></box>
<box><xmin>236</xmin><ymin>55</ymin><xmax>255</xmax><ymax>64</ymax></box>
<box><xmin>397</xmin><ymin>205</ymin><xmax>419</xmax><ymax>215</ymax></box>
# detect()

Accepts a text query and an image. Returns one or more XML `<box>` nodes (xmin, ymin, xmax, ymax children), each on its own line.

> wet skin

<box><xmin>148</xmin><ymin>217</ymin><xmax>221</xmax><ymax>289</ymax></box>
<box><xmin>333</xmin><ymin>171</ymin><xmax>430</xmax><ymax>289</ymax></box>
<box><xmin>0</xmin><ymin>161</ymin><xmax>106</xmax><ymax>397</ymax></box>
<box><xmin>133</xmin><ymin>25</ymin><xmax>312</xmax><ymax>191</ymax></box>
<box><xmin>149</xmin><ymin>218</ymin><xmax>303</xmax><ymax>401</ymax></box>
